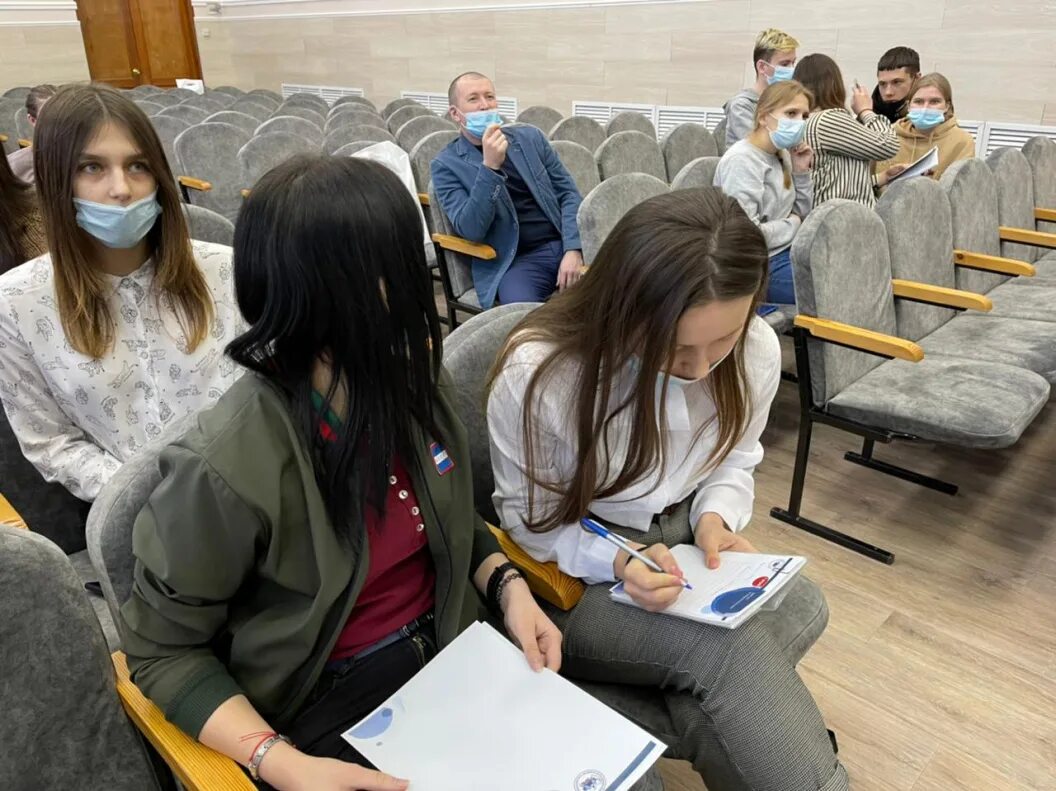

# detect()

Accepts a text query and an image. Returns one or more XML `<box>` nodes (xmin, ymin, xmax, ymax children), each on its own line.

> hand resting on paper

<box><xmin>694</xmin><ymin>512</ymin><xmax>757</xmax><ymax>570</ymax></box>
<box><xmin>502</xmin><ymin>576</ymin><xmax>563</xmax><ymax>672</ymax></box>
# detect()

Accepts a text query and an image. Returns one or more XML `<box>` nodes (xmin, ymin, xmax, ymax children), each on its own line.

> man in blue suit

<box><xmin>431</xmin><ymin>72</ymin><xmax>584</xmax><ymax>309</ymax></box>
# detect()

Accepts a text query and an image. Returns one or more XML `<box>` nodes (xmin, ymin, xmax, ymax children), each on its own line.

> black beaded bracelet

<box><xmin>486</xmin><ymin>561</ymin><xmax>523</xmax><ymax>615</ymax></box>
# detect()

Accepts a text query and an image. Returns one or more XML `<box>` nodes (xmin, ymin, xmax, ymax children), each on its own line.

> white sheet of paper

<box><xmin>888</xmin><ymin>146</ymin><xmax>939</xmax><ymax>183</ymax></box>
<box><xmin>342</xmin><ymin>622</ymin><xmax>667</xmax><ymax>791</ymax></box>
<box><xmin>610</xmin><ymin>547</ymin><xmax>806</xmax><ymax>629</ymax></box>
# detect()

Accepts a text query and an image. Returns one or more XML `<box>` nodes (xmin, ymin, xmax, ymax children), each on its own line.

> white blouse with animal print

<box><xmin>0</xmin><ymin>240</ymin><xmax>245</xmax><ymax>501</ymax></box>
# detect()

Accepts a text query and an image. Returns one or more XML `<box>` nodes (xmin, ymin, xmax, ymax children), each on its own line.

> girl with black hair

<box><xmin>118</xmin><ymin>155</ymin><xmax>561</xmax><ymax>791</ymax></box>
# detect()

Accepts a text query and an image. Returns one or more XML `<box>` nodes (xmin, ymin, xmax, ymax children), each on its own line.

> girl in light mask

<box><xmin>487</xmin><ymin>188</ymin><xmax>848</xmax><ymax>791</ymax></box>
<box><xmin>0</xmin><ymin>84</ymin><xmax>244</xmax><ymax>502</ymax></box>
<box><xmin>714</xmin><ymin>80</ymin><xmax>814</xmax><ymax>314</ymax></box>
<box><xmin>876</xmin><ymin>73</ymin><xmax>975</xmax><ymax>181</ymax></box>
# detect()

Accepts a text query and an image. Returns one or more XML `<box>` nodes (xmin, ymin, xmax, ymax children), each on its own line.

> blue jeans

<box><xmin>758</xmin><ymin>247</ymin><xmax>796</xmax><ymax>316</ymax></box>
<box><xmin>496</xmin><ymin>239</ymin><xmax>564</xmax><ymax>305</ymax></box>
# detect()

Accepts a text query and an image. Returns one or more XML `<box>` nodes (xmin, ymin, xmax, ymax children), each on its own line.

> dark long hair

<box><xmin>794</xmin><ymin>53</ymin><xmax>847</xmax><ymax>111</ymax></box>
<box><xmin>33</xmin><ymin>83</ymin><xmax>212</xmax><ymax>358</ymax></box>
<box><xmin>0</xmin><ymin>149</ymin><xmax>36</xmax><ymax>274</ymax></box>
<box><xmin>227</xmin><ymin>154</ymin><xmax>444</xmax><ymax>540</ymax></box>
<box><xmin>487</xmin><ymin>188</ymin><xmax>768</xmax><ymax>533</ymax></box>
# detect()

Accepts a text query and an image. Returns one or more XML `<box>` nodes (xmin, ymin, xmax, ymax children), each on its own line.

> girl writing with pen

<box><xmin>486</xmin><ymin>188</ymin><xmax>848</xmax><ymax>791</ymax></box>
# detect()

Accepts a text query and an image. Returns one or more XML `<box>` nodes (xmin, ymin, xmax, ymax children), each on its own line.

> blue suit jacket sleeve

<box><xmin>431</xmin><ymin>148</ymin><xmax>507</xmax><ymax>243</ymax></box>
<box><xmin>535</xmin><ymin>131</ymin><xmax>583</xmax><ymax>252</ymax></box>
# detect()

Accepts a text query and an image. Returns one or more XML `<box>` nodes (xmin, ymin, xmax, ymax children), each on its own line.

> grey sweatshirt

<box><xmin>713</xmin><ymin>139</ymin><xmax>814</xmax><ymax>255</ymax></box>
<box><xmin>723</xmin><ymin>89</ymin><xmax>759</xmax><ymax>148</ymax></box>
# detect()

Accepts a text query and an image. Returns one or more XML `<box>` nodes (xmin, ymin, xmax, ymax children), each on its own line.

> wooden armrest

<box><xmin>418</xmin><ymin>192</ymin><xmax>430</xmax><ymax>206</ymax></box>
<box><xmin>488</xmin><ymin>524</ymin><xmax>585</xmax><ymax>610</ymax></box>
<box><xmin>0</xmin><ymin>133</ymin><xmax>7</xmax><ymax>143</ymax></box>
<box><xmin>1035</xmin><ymin>208</ymin><xmax>1056</xmax><ymax>223</ymax></box>
<box><xmin>18</xmin><ymin>138</ymin><xmax>31</xmax><ymax>149</ymax></box>
<box><xmin>891</xmin><ymin>279</ymin><xmax>992</xmax><ymax>312</ymax></box>
<box><xmin>178</xmin><ymin>176</ymin><xmax>212</xmax><ymax>192</ymax></box>
<box><xmin>794</xmin><ymin>315</ymin><xmax>923</xmax><ymax>362</ymax></box>
<box><xmin>112</xmin><ymin>652</ymin><xmax>254</xmax><ymax>791</ymax></box>
<box><xmin>240</xmin><ymin>188</ymin><xmax>250</xmax><ymax>198</ymax></box>
<box><xmin>0</xmin><ymin>494</ymin><xmax>28</xmax><ymax>530</ymax></box>
<box><xmin>953</xmin><ymin>250</ymin><xmax>1035</xmax><ymax>277</ymax></box>
<box><xmin>999</xmin><ymin>225</ymin><xmax>1056</xmax><ymax>249</ymax></box>
<box><xmin>431</xmin><ymin>233</ymin><xmax>496</xmax><ymax>260</ymax></box>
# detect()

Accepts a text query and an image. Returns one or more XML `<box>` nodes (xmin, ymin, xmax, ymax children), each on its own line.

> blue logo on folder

<box><xmin>430</xmin><ymin>442</ymin><xmax>454</xmax><ymax>476</ymax></box>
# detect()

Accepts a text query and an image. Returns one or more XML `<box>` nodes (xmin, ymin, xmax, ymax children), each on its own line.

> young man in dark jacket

<box><xmin>872</xmin><ymin>46</ymin><xmax>921</xmax><ymax>123</ymax></box>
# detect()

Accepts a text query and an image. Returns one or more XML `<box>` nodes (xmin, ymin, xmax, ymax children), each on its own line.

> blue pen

<box><xmin>581</xmin><ymin>518</ymin><xmax>693</xmax><ymax>589</ymax></box>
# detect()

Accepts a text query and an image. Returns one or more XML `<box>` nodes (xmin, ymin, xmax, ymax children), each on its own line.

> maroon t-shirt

<box><xmin>327</xmin><ymin>453</ymin><xmax>436</xmax><ymax>661</ymax></box>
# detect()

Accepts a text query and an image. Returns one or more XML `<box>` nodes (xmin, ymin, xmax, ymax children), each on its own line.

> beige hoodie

<box><xmin>875</xmin><ymin>115</ymin><xmax>975</xmax><ymax>180</ymax></box>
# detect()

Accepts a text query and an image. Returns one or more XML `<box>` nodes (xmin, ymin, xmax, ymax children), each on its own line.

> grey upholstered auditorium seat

<box><xmin>552</xmin><ymin>140</ymin><xmax>599</xmax><ymax>197</ymax></box>
<box><xmin>575</xmin><ymin>172</ymin><xmax>668</xmax><ymax>264</ymax></box>
<box><xmin>670</xmin><ymin>156</ymin><xmax>721</xmax><ymax>191</ymax></box>
<box><xmin>595</xmin><ymin>130</ymin><xmax>666</xmax><ymax>181</ymax></box>
<box><xmin>516</xmin><ymin>105</ymin><xmax>563</xmax><ymax>133</ymax></box>
<box><xmin>662</xmin><ymin>123</ymin><xmax>718</xmax><ymax>182</ymax></box>
<box><xmin>549</xmin><ymin>115</ymin><xmax>605</xmax><ymax>153</ymax></box>
<box><xmin>606</xmin><ymin>110</ymin><xmax>656</xmax><ymax>139</ymax></box>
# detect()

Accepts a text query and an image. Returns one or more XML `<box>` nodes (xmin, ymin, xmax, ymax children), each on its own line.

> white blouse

<box><xmin>0</xmin><ymin>241</ymin><xmax>246</xmax><ymax>501</ymax></box>
<box><xmin>487</xmin><ymin>316</ymin><xmax>781</xmax><ymax>584</ymax></box>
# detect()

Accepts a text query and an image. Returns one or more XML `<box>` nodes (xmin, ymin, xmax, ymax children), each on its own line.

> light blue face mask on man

<box><xmin>463</xmin><ymin>109</ymin><xmax>503</xmax><ymax>138</ymax></box>
<box><xmin>767</xmin><ymin>65</ymin><xmax>796</xmax><ymax>85</ymax></box>
<box><xmin>907</xmin><ymin>108</ymin><xmax>945</xmax><ymax>131</ymax></box>
<box><xmin>74</xmin><ymin>192</ymin><xmax>162</xmax><ymax>249</ymax></box>
<box><xmin>769</xmin><ymin>117</ymin><xmax>806</xmax><ymax>150</ymax></box>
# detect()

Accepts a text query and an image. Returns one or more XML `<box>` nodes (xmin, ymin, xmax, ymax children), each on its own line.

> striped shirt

<box><xmin>805</xmin><ymin>108</ymin><xmax>900</xmax><ymax>208</ymax></box>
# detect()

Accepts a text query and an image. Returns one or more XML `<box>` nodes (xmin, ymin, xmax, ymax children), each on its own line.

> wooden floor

<box><xmin>656</xmin><ymin>352</ymin><xmax>1056</xmax><ymax>790</ymax></box>
<box><xmin>437</xmin><ymin>297</ymin><xmax>1056</xmax><ymax>790</ymax></box>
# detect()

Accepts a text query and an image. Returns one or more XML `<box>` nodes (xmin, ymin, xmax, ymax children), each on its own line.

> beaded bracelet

<box><xmin>486</xmin><ymin>561</ymin><xmax>524</xmax><ymax>615</ymax></box>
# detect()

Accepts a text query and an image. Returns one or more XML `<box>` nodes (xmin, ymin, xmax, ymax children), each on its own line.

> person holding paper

<box><xmin>487</xmin><ymin>187</ymin><xmax>848</xmax><ymax>791</ymax></box>
<box><xmin>118</xmin><ymin>155</ymin><xmax>562</xmax><ymax>791</ymax></box>
<box><xmin>875</xmin><ymin>73</ymin><xmax>975</xmax><ymax>182</ymax></box>
<box><xmin>714</xmin><ymin>80</ymin><xmax>814</xmax><ymax>314</ymax></box>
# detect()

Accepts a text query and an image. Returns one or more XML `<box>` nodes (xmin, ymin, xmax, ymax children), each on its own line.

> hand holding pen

<box><xmin>582</xmin><ymin>518</ymin><xmax>692</xmax><ymax>613</ymax></box>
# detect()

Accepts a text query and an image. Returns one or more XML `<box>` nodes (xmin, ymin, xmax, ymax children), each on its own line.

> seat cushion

<box><xmin>985</xmin><ymin>281</ymin><xmax>1056</xmax><ymax>322</ymax></box>
<box><xmin>919</xmin><ymin>314</ymin><xmax>1056</xmax><ymax>382</ymax></box>
<box><xmin>826</xmin><ymin>356</ymin><xmax>1048</xmax><ymax>449</ymax></box>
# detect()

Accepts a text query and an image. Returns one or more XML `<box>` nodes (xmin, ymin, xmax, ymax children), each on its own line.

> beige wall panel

<box><xmin>750</xmin><ymin>0</ymin><xmax>945</xmax><ymax>31</ymax></box>
<box><xmin>604</xmin><ymin>1</ymin><xmax>751</xmax><ymax>34</ymax></box>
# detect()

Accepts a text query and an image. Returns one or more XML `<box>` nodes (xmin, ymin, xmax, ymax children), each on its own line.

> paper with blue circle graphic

<box><xmin>610</xmin><ymin>547</ymin><xmax>806</xmax><ymax>629</ymax></box>
<box><xmin>342</xmin><ymin>621</ymin><xmax>666</xmax><ymax>790</ymax></box>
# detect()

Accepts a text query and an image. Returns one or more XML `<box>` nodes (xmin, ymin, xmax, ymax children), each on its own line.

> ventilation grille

<box><xmin>980</xmin><ymin>122</ymin><xmax>1056</xmax><ymax>156</ymax></box>
<box><xmin>281</xmin><ymin>83</ymin><xmax>364</xmax><ymax>104</ymax></box>
<box><xmin>573</xmin><ymin>101</ymin><xmax>655</xmax><ymax>129</ymax></box>
<box><xmin>402</xmin><ymin>90</ymin><xmax>518</xmax><ymax>119</ymax></box>
<box><xmin>574</xmin><ymin>102</ymin><xmax>726</xmax><ymax>139</ymax></box>
<box><xmin>656</xmin><ymin>106</ymin><xmax>727</xmax><ymax>137</ymax></box>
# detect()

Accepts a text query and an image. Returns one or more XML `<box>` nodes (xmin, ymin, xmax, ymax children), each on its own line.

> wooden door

<box><xmin>128</xmin><ymin>0</ymin><xmax>203</xmax><ymax>87</ymax></box>
<box><xmin>75</xmin><ymin>0</ymin><xmax>140</xmax><ymax>88</ymax></box>
<box><xmin>76</xmin><ymin>0</ymin><xmax>203</xmax><ymax>88</ymax></box>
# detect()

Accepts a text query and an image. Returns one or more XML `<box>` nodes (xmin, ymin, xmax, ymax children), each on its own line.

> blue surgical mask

<box><xmin>767</xmin><ymin>65</ymin><xmax>796</xmax><ymax>85</ymax></box>
<box><xmin>74</xmin><ymin>192</ymin><xmax>161</xmax><ymax>249</ymax></box>
<box><xmin>769</xmin><ymin>117</ymin><xmax>806</xmax><ymax>149</ymax></box>
<box><xmin>908</xmin><ymin>108</ymin><xmax>945</xmax><ymax>131</ymax></box>
<box><xmin>463</xmin><ymin>109</ymin><xmax>503</xmax><ymax>138</ymax></box>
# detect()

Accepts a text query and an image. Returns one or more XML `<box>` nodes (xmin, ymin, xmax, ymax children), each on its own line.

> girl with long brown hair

<box><xmin>486</xmin><ymin>188</ymin><xmax>847</xmax><ymax>790</ymax></box>
<box><xmin>715</xmin><ymin>80</ymin><xmax>814</xmax><ymax>313</ymax></box>
<box><xmin>0</xmin><ymin>84</ymin><xmax>244</xmax><ymax>502</ymax></box>
<box><xmin>793</xmin><ymin>53</ymin><xmax>902</xmax><ymax>207</ymax></box>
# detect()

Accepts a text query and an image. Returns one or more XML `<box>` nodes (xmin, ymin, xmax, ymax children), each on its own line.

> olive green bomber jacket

<box><xmin>118</xmin><ymin>371</ymin><xmax>499</xmax><ymax>739</ymax></box>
